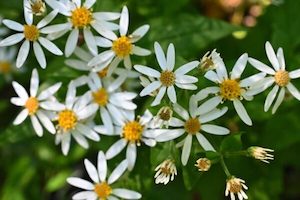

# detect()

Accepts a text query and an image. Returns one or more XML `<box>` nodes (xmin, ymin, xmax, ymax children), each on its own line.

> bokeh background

<box><xmin>0</xmin><ymin>0</ymin><xmax>300</xmax><ymax>199</ymax></box>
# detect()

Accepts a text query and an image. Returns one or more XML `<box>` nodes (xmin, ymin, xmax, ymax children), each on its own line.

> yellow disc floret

<box><xmin>123</xmin><ymin>121</ymin><xmax>143</xmax><ymax>143</ymax></box>
<box><xmin>94</xmin><ymin>182</ymin><xmax>112</xmax><ymax>199</ymax></box>
<box><xmin>184</xmin><ymin>118</ymin><xmax>201</xmax><ymax>135</ymax></box>
<box><xmin>0</xmin><ymin>61</ymin><xmax>11</xmax><ymax>74</ymax></box>
<box><xmin>160</xmin><ymin>71</ymin><xmax>175</xmax><ymax>87</ymax></box>
<box><xmin>220</xmin><ymin>79</ymin><xmax>241</xmax><ymax>100</ymax></box>
<box><xmin>112</xmin><ymin>36</ymin><xmax>132</xmax><ymax>58</ymax></box>
<box><xmin>227</xmin><ymin>178</ymin><xmax>243</xmax><ymax>194</ymax></box>
<box><xmin>71</xmin><ymin>7</ymin><xmax>93</xmax><ymax>28</ymax></box>
<box><xmin>24</xmin><ymin>25</ymin><xmax>39</xmax><ymax>41</ymax></box>
<box><xmin>30</xmin><ymin>0</ymin><xmax>46</xmax><ymax>16</ymax></box>
<box><xmin>274</xmin><ymin>70</ymin><xmax>290</xmax><ymax>87</ymax></box>
<box><xmin>98</xmin><ymin>67</ymin><xmax>109</xmax><ymax>78</ymax></box>
<box><xmin>92</xmin><ymin>88</ymin><xmax>109</xmax><ymax>107</ymax></box>
<box><xmin>58</xmin><ymin>110</ymin><xmax>77</xmax><ymax>132</ymax></box>
<box><xmin>25</xmin><ymin>97</ymin><xmax>39</xmax><ymax>115</ymax></box>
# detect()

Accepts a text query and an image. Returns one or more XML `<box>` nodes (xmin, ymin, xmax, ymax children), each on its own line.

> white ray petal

<box><xmin>233</xmin><ymin>99</ymin><xmax>252</xmax><ymax>126</ymax></box>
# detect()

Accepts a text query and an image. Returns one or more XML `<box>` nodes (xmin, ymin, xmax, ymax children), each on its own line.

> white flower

<box><xmin>0</xmin><ymin>10</ymin><xmax>63</xmax><ymax>68</ymax></box>
<box><xmin>248</xmin><ymin>146</ymin><xmax>274</xmax><ymax>163</ymax></box>
<box><xmin>88</xmin><ymin>6</ymin><xmax>151</xmax><ymax>75</ymax></box>
<box><xmin>44</xmin><ymin>0</ymin><xmax>120</xmax><ymax>57</ymax></box>
<box><xmin>200</xmin><ymin>53</ymin><xmax>266</xmax><ymax>125</ymax></box>
<box><xmin>199</xmin><ymin>49</ymin><xmax>219</xmax><ymax>72</ymax></box>
<box><xmin>248</xmin><ymin>41</ymin><xmax>300</xmax><ymax>113</ymax></box>
<box><xmin>67</xmin><ymin>151</ymin><xmax>142</xmax><ymax>200</ymax></box>
<box><xmin>156</xmin><ymin>96</ymin><xmax>229</xmax><ymax>165</ymax></box>
<box><xmin>10</xmin><ymin>68</ymin><xmax>61</xmax><ymax>136</ymax></box>
<box><xmin>225</xmin><ymin>177</ymin><xmax>248</xmax><ymax>200</ymax></box>
<box><xmin>24</xmin><ymin>0</ymin><xmax>47</xmax><ymax>17</ymax></box>
<box><xmin>53</xmin><ymin>81</ymin><xmax>99</xmax><ymax>155</ymax></box>
<box><xmin>154</xmin><ymin>159</ymin><xmax>177</xmax><ymax>185</ymax></box>
<box><xmin>152</xmin><ymin>106</ymin><xmax>173</xmax><ymax>128</ymax></box>
<box><xmin>134</xmin><ymin>42</ymin><xmax>199</xmax><ymax>106</ymax></box>
<box><xmin>195</xmin><ymin>158</ymin><xmax>211</xmax><ymax>171</ymax></box>
<box><xmin>87</xmin><ymin>72</ymin><xmax>137</xmax><ymax>135</ymax></box>
<box><xmin>102</xmin><ymin>110</ymin><xmax>161</xmax><ymax>171</ymax></box>
<box><xmin>0</xmin><ymin>47</ymin><xmax>23</xmax><ymax>81</ymax></box>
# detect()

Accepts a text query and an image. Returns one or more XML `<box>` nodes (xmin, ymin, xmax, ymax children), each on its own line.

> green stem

<box><xmin>220</xmin><ymin>156</ymin><xmax>231</xmax><ymax>178</ymax></box>
<box><xmin>224</xmin><ymin>150</ymin><xmax>248</xmax><ymax>158</ymax></box>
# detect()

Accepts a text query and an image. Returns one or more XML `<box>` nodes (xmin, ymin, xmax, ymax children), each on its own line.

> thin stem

<box><xmin>224</xmin><ymin>150</ymin><xmax>248</xmax><ymax>158</ymax></box>
<box><xmin>220</xmin><ymin>156</ymin><xmax>231</xmax><ymax>178</ymax></box>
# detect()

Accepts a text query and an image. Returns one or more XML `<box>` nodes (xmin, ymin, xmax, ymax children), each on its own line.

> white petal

<box><xmin>72</xmin><ymin>191</ymin><xmax>97</xmax><ymax>200</ymax></box>
<box><xmin>264</xmin><ymin>85</ymin><xmax>279</xmax><ymax>112</ymax></box>
<box><xmin>93</xmin><ymin>12</ymin><xmax>120</xmax><ymax>21</ymax></box>
<box><xmin>204</xmin><ymin>70</ymin><xmax>220</xmax><ymax>83</ymax></box>
<box><xmin>37</xmin><ymin>10</ymin><xmax>58</xmax><ymax>29</ymax></box>
<box><xmin>84</xmin><ymin>159</ymin><xmax>99</xmax><ymax>183</ymax></box>
<box><xmin>98</xmin><ymin>151</ymin><xmax>107</xmax><ymax>182</ymax></box>
<box><xmin>181</xmin><ymin>135</ymin><xmax>192</xmax><ymax>166</ymax></box>
<box><xmin>39</xmin><ymin>101</ymin><xmax>65</xmax><ymax>111</ymax></box>
<box><xmin>38</xmin><ymin>37</ymin><xmax>63</xmax><ymax>55</ymax></box>
<box><xmin>201</xmin><ymin>124</ymin><xmax>229</xmax><ymax>135</ymax></box>
<box><xmin>156</xmin><ymin>129</ymin><xmax>185</xmax><ymax>142</ymax></box>
<box><xmin>199</xmin><ymin>107</ymin><xmax>228</xmax><ymax>123</ymax></box>
<box><xmin>287</xmin><ymin>82</ymin><xmax>300</xmax><ymax>100</ymax></box>
<box><xmin>36</xmin><ymin>111</ymin><xmax>55</xmax><ymax>134</ymax></box>
<box><xmin>0</xmin><ymin>33</ymin><xmax>24</xmax><ymax>47</ymax></box>
<box><xmin>16</xmin><ymin>40</ymin><xmax>30</xmax><ymax>68</ymax></box>
<box><xmin>113</xmin><ymin>189</ymin><xmax>142</xmax><ymax>199</ymax></box>
<box><xmin>108</xmin><ymin>159</ymin><xmax>128</xmax><ymax>184</ymax></box>
<box><xmin>95</xmin><ymin>36</ymin><xmax>113</xmax><ymax>48</ymax></box>
<box><xmin>248</xmin><ymin>58</ymin><xmax>275</xmax><ymax>75</ymax></box>
<box><xmin>175</xmin><ymin>61</ymin><xmax>199</xmax><ymax>75</ymax></box>
<box><xmin>169</xmin><ymin>117</ymin><xmax>185</xmax><ymax>127</ymax></box>
<box><xmin>65</xmin><ymin>29</ymin><xmax>79</xmax><ymax>57</ymax></box>
<box><xmin>173</xmin><ymin>103</ymin><xmax>189</xmax><ymax>120</ymax></box>
<box><xmin>233</xmin><ymin>99</ymin><xmax>252</xmax><ymax>126</ymax></box>
<box><xmin>240</xmin><ymin>72</ymin><xmax>266</xmax><ymax>87</ymax></box>
<box><xmin>265</xmin><ymin>41</ymin><xmax>280</xmax><ymax>71</ymax></box>
<box><xmin>37</xmin><ymin>82</ymin><xmax>62</xmax><ymax>101</ymax></box>
<box><xmin>130</xmin><ymin>24</ymin><xmax>150</xmax><ymax>43</ymax></box>
<box><xmin>195</xmin><ymin>133</ymin><xmax>215</xmax><ymax>151</ymax></box>
<box><xmin>132</xmin><ymin>46</ymin><xmax>151</xmax><ymax>56</ymax></box>
<box><xmin>167</xmin><ymin>86</ymin><xmax>177</xmax><ymax>103</ymax></box>
<box><xmin>289</xmin><ymin>69</ymin><xmax>300</xmax><ymax>79</ymax></box>
<box><xmin>119</xmin><ymin>6</ymin><xmax>129</xmax><ymax>36</ymax></box>
<box><xmin>106</xmin><ymin>139</ymin><xmax>127</xmax><ymax>159</ymax></box>
<box><xmin>272</xmin><ymin>87</ymin><xmax>285</xmax><ymax>114</ymax></box>
<box><xmin>76</xmin><ymin>124</ymin><xmax>100</xmax><ymax>141</ymax></box>
<box><xmin>175</xmin><ymin>75</ymin><xmax>198</xmax><ymax>84</ymax></box>
<box><xmin>166</xmin><ymin>43</ymin><xmax>175</xmax><ymax>70</ymax></box>
<box><xmin>154</xmin><ymin>42</ymin><xmax>167</xmax><ymax>70</ymax></box>
<box><xmin>126</xmin><ymin>143</ymin><xmax>136</xmax><ymax>171</ymax></box>
<box><xmin>91</xmin><ymin>22</ymin><xmax>118</xmax><ymax>40</ymax></box>
<box><xmin>196</xmin><ymin>96</ymin><xmax>222</xmax><ymax>115</ymax></box>
<box><xmin>134</xmin><ymin>65</ymin><xmax>160</xmax><ymax>78</ymax></box>
<box><xmin>61</xmin><ymin>133</ymin><xmax>71</xmax><ymax>155</ymax></box>
<box><xmin>40</xmin><ymin>23</ymin><xmax>71</xmax><ymax>34</ymax></box>
<box><xmin>88</xmin><ymin>50</ymin><xmax>114</xmax><ymax>67</ymax></box>
<box><xmin>84</xmin><ymin>28</ymin><xmax>98</xmax><ymax>55</ymax></box>
<box><xmin>12</xmin><ymin>81</ymin><xmax>29</xmax><ymax>100</ymax></box>
<box><xmin>151</xmin><ymin>86</ymin><xmax>166</xmax><ymax>106</ymax></box>
<box><xmin>100</xmin><ymin>107</ymin><xmax>114</xmax><ymax>134</ymax></box>
<box><xmin>231</xmin><ymin>53</ymin><xmax>248</xmax><ymax>79</ymax></box>
<box><xmin>2</xmin><ymin>19</ymin><xmax>23</xmax><ymax>31</ymax></box>
<box><xmin>30</xmin><ymin>69</ymin><xmax>39</xmax><ymax>97</ymax></box>
<box><xmin>277</xmin><ymin>47</ymin><xmax>285</xmax><ymax>70</ymax></box>
<box><xmin>13</xmin><ymin>109</ymin><xmax>29</xmax><ymax>125</ymax></box>
<box><xmin>77</xmin><ymin>104</ymin><xmax>98</xmax><ymax>120</ymax></box>
<box><xmin>10</xmin><ymin>97</ymin><xmax>25</xmax><ymax>106</ymax></box>
<box><xmin>194</xmin><ymin>87</ymin><xmax>219</xmax><ymax>101</ymax></box>
<box><xmin>72</xmin><ymin>130</ymin><xmax>89</xmax><ymax>149</ymax></box>
<box><xmin>67</xmin><ymin>177</ymin><xmax>94</xmax><ymax>190</ymax></box>
<box><xmin>84</xmin><ymin>0</ymin><xmax>96</xmax><ymax>8</ymax></box>
<box><xmin>176</xmin><ymin>83</ymin><xmax>197</xmax><ymax>90</ymax></box>
<box><xmin>140</xmin><ymin>81</ymin><xmax>161</xmax><ymax>97</ymax></box>
<box><xmin>31</xmin><ymin>115</ymin><xmax>43</xmax><ymax>137</ymax></box>
<box><xmin>24</xmin><ymin>0</ymin><xmax>33</xmax><ymax>25</ymax></box>
<box><xmin>33</xmin><ymin>42</ymin><xmax>46</xmax><ymax>68</ymax></box>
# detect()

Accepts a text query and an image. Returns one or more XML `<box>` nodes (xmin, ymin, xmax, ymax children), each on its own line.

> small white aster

<box><xmin>44</xmin><ymin>0</ymin><xmax>120</xmax><ymax>57</ymax></box>
<box><xmin>103</xmin><ymin>110</ymin><xmax>163</xmax><ymax>171</ymax></box>
<box><xmin>199</xmin><ymin>49</ymin><xmax>219</xmax><ymax>72</ymax></box>
<box><xmin>67</xmin><ymin>151</ymin><xmax>142</xmax><ymax>200</ymax></box>
<box><xmin>248</xmin><ymin>41</ymin><xmax>300</xmax><ymax>113</ymax></box>
<box><xmin>134</xmin><ymin>42</ymin><xmax>199</xmax><ymax>106</ymax></box>
<box><xmin>53</xmin><ymin>81</ymin><xmax>100</xmax><ymax>155</ymax></box>
<box><xmin>0</xmin><ymin>47</ymin><xmax>24</xmax><ymax>81</ymax></box>
<box><xmin>199</xmin><ymin>53</ymin><xmax>266</xmax><ymax>125</ymax></box>
<box><xmin>88</xmin><ymin>6</ymin><xmax>151</xmax><ymax>75</ymax></box>
<box><xmin>156</xmin><ymin>96</ymin><xmax>229</xmax><ymax>166</ymax></box>
<box><xmin>10</xmin><ymin>68</ymin><xmax>62</xmax><ymax>136</ymax></box>
<box><xmin>0</xmin><ymin>10</ymin><xmax>63</xmax><ymax>68</ymax></box>
<box><xmin>154</xmin><ymin>159</ymin><xmax>177</xmax><ymax>185</ymax></box>
<box><xmin>24</xmin><ymin>0</ymin><xmax>47</xmax><ymax>17</ymax></box>
<box><xmin>225</xmin><ymin>177</ymin><xmax>248</xmax><ymax>200</ymax></box>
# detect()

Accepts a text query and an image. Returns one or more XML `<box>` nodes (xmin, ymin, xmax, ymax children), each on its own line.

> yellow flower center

<box><xmin>24</xmin><ymin>25</ymin><xmax>40</xmax><ymax>41</ymax></box>
<box><xmin>228</xmin><ymin>179</ymin><xmax>243</xmax><ymax>193</ymax></box>
<box><xmin>98</xmin><ymin>67</ymin><xmax>109</xmax><ymax>78</ymax></box>
<box><xmin>71</xmin><ymin>7</ymin><xmax>93</xmax><ymax>28</ymax></box>
<box><xmin>274</xmin><ymin>70</ymin><xmax>290</xmax><ymax>87</ymax></box>
<box><xmin>158</xmin><ymin>107</ymin><xmax>172</xmax><ymax>121</ymax></box>
<box><xmin>123</xmin><ymin>121</ymin><xmax>143</xmax><ymax>143</ymax></box>
<box><xmin>25</xmin><ymin>97</ymin><xmax>39</xmax><ymax>115</ymax></box>
<box><xmin>94</xmin><ymin>182</ymin><xmax>112</xmax><ymax>199</ymax></box>
<box><xmin>112</xmin><ymin>36</ymin><xmax>132</xmax><ymax>58</ymax></box>
<box><xmin>30</xmin><ymin>0</ymin><xmax>46</xmax><ymax>15</ymax></box>
<box><xmin>195</xmin><ymin>158</ymin><xmax>211</xmax><ymax>171</ymax></box>
<box><xmin>92</xmin><ymin>88</ymin><xmax>109</xmax><ymax>107</ymax></box>
<box><xmin>58</xmin><ymin>110</ymin><xmax>77</xmax><ymax>132</ymax></box>
<box><xmin>0</xmin><ymin>61</ymin><xmax>11</xmax><ymax>74</ymax></box>
<box><xmin>160</xmin><ymin>71</ymin><xmax>175</xmax><ymax>87</ymax></box>
<box><xmin>184</xmin><ymin>118</ymin><xmax>201</xmax><ymax>135</ymax></box>
<box><xmin>220</xmin><ymin>79</ymin><xmax>241</xmax><ymax>100</ymax></box>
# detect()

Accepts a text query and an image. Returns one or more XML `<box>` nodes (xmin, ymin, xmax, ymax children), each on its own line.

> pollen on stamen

<box><xmin>184</xmin><ymin>118</ymin><xmax>201</xmax><ymax>135</ymax></box>
<box><xmin>71</xmin><ymin>7</ymin><xmax>93</xmax><ymax>28</ymax></box>
<box><xmin>25</xmin><ymin>97</ymin><xmax>39</xmax><ymax>115</ymax></box>
<box><xmin>94</xmin><ymin>182</ymin><xmax>112</xmax><ymax>199</ymax></box>
<box><xmin>122</xmin><ymin>121</ymin><xmax>143</xmax><ymax>144</ymax></box>
<box><xmin>112</xmin><ymin>36</ymin><xmax>133</xmax><ymax>58</ymax></box>
<box><xmin>219</xmin><ymin>79</ymin><xmax>242</xmax><ymax>100</ymax></box>
<box><xmin>57</xmin><ymin>110</ymin><xmax>78</xmax><ymax>132</ymax></box>
<box><xmin>160</xmin><ymin>71</ymin><xmax>175</xmax><ymax>87</ymax></box>
<box><xmin>92</xmin><ymin>88</ymin><xmax>109</xmax><ymax>106</ymax></box>
<box><xmin>24</xmin><ymin>25</ymin><xmax>40</xmax><ymax>41</ymax></box>
<box><xmin>274</xmin><ymin>70</ymin><xmax>290</xmax><ymax>87</ymax></box>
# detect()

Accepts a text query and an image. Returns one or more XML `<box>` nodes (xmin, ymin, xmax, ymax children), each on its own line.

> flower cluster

<box><xmin>3</xmin><ymin>0</ymin><xmax>298</xmax><ymax>199</ymax></box>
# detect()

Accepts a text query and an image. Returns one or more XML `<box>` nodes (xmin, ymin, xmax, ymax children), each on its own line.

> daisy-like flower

<box><xmin>195</xmin><ymin>158</ymin><xmax>211</xmax><ymax>172</ymax></box>
<box><xmin>248</xmin><ymin>146</ymin><xmax>274</xmax><ymax>163</ymax></box>
<box><xmin>10</xmin><ymin>68</ymin><xmax>62</xmax><ymax>136</ymax></box>
<box><xmin>0</xmin><ymin>47</ymin><xmax>22</xmax><ymax>81</ymax></box>
<box><xmin>201</xmin><ymin>53</ymin><xmax>266</xmax><ymax>125</ymax></box>
<box><xmin>100</xmin><ymin>110</ymin><xmax>161</xmax><ymax>171</ymax></box>
<box><xmin>87</xmin><ymin>72</ymin><xmax>137</xmax><ymax>134</ymax></box>
<box><xmin>134</xmin><ymin>42</ymin><xmax>199</xmax><ymax>106</ymax></box>
<box><xmin>24</xmin><ymin>0</ymin><xmax>47</xmax><ymax>17</ymax></box>
<box><xmin>88</xmin><ymin>6</ymin><xmax>151</xmax><ymax>75</ymax></box>
<box><xmin>154</xmin><ymin>159</ymin><xmax>177</xmax><ymax>185</ymax></box>
<box><xmin>225</xmin><ymin>177</ymin><xmax>248</xmax><ymax>200</ymax></box>
<box><xmin>44</xmin><ymin>0</ymin><xmax>120</xmax><ymax>57</ymax></box>
<box><xmin>156</xmin><ymin>96</ymin><xmax>229</xmax><ymax>165</ymax></box>
<box><xmin>0</xmin><ymin>10</ymin><xmax>63</xmax><ymax>68</ymax></box>
<box><xmin>53</xmin><ymin>82</ymin><xmax>99</xmax><ymax>155</ymax></box>
<box><xmin>248</xmin><ymin>41</ymin><xmax>300</xmax><ymax>113</ymax></box>
<box><xmin>67</xmin><ymin>151</ymin><xmax>142</xmax><ymax>200</ymax></box>
<box><xmin>152</xmin><ymin>106</ymin><xmax>173</xmax><ymax>128</ymax></box>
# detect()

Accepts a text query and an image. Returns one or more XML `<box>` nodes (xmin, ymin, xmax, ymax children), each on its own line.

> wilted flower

<box><xmin>199</xmin><ymin>49</ymin><xmax>219</xmax><ymax>72</ymax></box>
<box><xmin>195</xmin><ymin>158</ymin><xmax>211</xmax><ymax>171</ymax></box>
<box><xmin>154</xmin><ymin>159</ymin><xmax>177</xmax><ymax>185</ymax></box>
<box><xmin>248</xmin><ymin>146</ymin><xmax>274</xmax><ymax>163</ymax></box>
<box><xmin>153</xmin><ymin>106</ymin><xmax>173</xmax><ymax>128</ymax></box>
<box><xmin>24</xmin><ymin>0</ymin><xmax>46</xmax><ymax>16</ymax></box>
<box><xmin>225</xmin><ymin>177</ymin><xmax>248</xmax><ymax>200</ymax></box>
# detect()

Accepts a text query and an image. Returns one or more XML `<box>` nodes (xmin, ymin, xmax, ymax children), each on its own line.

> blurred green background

<box><xmin>0</xmin><ymin>0</ymin><xmax>300</xmax><ymax>199</ymax></box>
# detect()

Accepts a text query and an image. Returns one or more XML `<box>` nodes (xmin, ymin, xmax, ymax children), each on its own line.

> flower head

<box><xmin>152</xmin><ymin>106</ymin><xmax>173</xmax><ymax>128</ymax></box>
<box><xmin>199</xmin><ymin>49</ymin><xmax>219</xmax><ymax>72</ymax></box>
<box><xmin>154</xmin><ymin>159</ymin><xmax>177</xmax><ymax>185</ymax></box>
<box><xmin>248</xmin><ymin>146</ymin><xmax>274</xmax><ymax>163</ymax></box>
<box><xmin>195</xmin><ymin>158</ymin><xmax>211</xmax><ymax>171</ymax></box>
<box><xmin>24</xmin><ymin>0</ymin><xmax>46</xmax><ymax>16</ymax></box>
<box><xmin>225</xmin><ymin>177</ymin><xmax>248</xmax><ymax>200</ymax></box>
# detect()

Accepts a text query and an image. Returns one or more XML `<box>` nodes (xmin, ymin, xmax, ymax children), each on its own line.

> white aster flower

<box><xmin>199</xmin><ymin>49</ymin><xmax>219</xmax><ymax>72</ymax></box>
<box><xmin>134</xmin><ymin>42</ymin><xmax>199</xmax><ymax>106</ymax></box>
<box><xmin>102</xmin><ymin>110</ymin><xmax>161</xmax><ymax>171</ymax></box>
<box><xmin>24</xmin><ymin>0</ymin><xmax>47</xmax><ymax>17</ymax></box>
<box><xmin>156</xmin><ymin>96</ymin><xmax>229</xmax><ymax>165</ymax></box>
<box><xmin>154</xmin><ymin>159</ymin><xmax>177</xmax><ymax>185</ymax></box>
<box><xmin>152</xmin><ymin>106</ymin><xmax>173</xmax><ymax>128</ymax></box>
<box><xmin>225</xmin><ymin>177</ymin><xmax>248</xmax><ymax>200</ymax></box>
<box><xmin>87</xmin><ymin>72</ymin><xmax>137</xmax><ymax>135</ymax></box>
<box><xmin>248</xmin><ymin>41</ymin><xmax>300</xmax><ymax>113</ymax></box>
<box><xmin>67</xmin><ymin>151</ymin><xmax>142</xmax><ymax>200</ymax></box>
<box><xmin>88</xmin><ymin>6</ymin><xmax>151</xmax><ymax>75</ymax></box>
<box><xmin>44</xmin><ymin>0</ymin><xmax>120</xmax><ymax>57</ymax></box>
<box><xmin>0</xmin><ymin>10</ymin><xmax>63</xmax><ymax>68</ymax></box>
<box><xmin>10</xmin><ymin>68</ymin><xmax>61</xmax><ymax>136</ymax></box>
<box><xmin>200</xmin><ymin>53</ymin><xmax>266</xmax><ymax>125</ymax></box>
<box><xmin>248</xmin><ymin>146</ymin><xmax>274</xmax><ymax>163</ymax></box>
<box><xmin>195</xmin><ymin>158</ymin><xmax>211</xmax><ymax>172</ymax></box>
<box><xmin>53</xmin><ymin>82</ymin><xmax>99</xmax><ymax>155</ymax></box>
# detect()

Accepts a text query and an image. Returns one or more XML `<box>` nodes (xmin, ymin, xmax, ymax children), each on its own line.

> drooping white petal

<box><xmin>231</xmin><ymin>53</ymin><xmax>248</xmax><ymax>79</ymax></box>
<box><xmin>91</xmin><ymin>22</ymin><xmax>118</xmax><ymax>40</ymax></box>
<box><xmin>33</xmin><ymin>42</ymin><xmax>46</xmax><ymax>68</ymax></box>
<box><xmin>265</xmin><ymin>41</ymin><xmax>280</xmax><ymax>71</ymax></box>
<box><xmin>37</xmin><ymin>82</ymin><xmax>62</xmax><ymax>101</ymax></box>
<box><xmin>12</xmin><ymin>81</ymin><xmax>29</xmax><ymax>100</ymax></box>
<box><xmin>194</xmin><ymin>87</ymin><xmax>219</xmax><ymax>101</ymax></box>
<box><xmin>93</xmin><ymin>12</ymin><xmax>120</xmax><ymax>21</ymax></box>
<box><xmin>108</xmin><ymin>159</ymin><xmax>128</xmax><ymax>184</ymax></box>
<box><xmin>13</xmin><ymin>109</ymin><xmax>29</xmax><ymax>125</ymax></box>
<box><xmin>61</xmin><ymin>132</ymin><xmax>71</xmax><ymax>155</ymax></box>
<box><xmin>264</xmin><ymin>85</ymin><xmax>279</xmax><ymax>112</ymax></box>
<box><xmin>169</xmin><ymin>117</ymin><xmax>185</xmax><ymax>127</ymax></box>
<box><xmin>233</xmin><ymin>99</ymin><xmax>252</xmax><ymax>126</ymax></box>
<box><xmin>77</xmin><ymin>104</ymin><xmax>98</xmax><ymax>120</ymax></box>
<box><xmin>112</xmin><ymin>189</ymin><xmax>142</xmax><ymax>199</ymax></box>
<box><xmin>130</xmin><ymin>24</ymin><xmax>150</xmax><ymax>42</ymax></box>
<box><xmin>65</xmin><ymin>29</ymin><xmax>79</xmax><ymax>57</ymax></box>
<box><xmin>36</xmin><ymin>111</ymin><xmax>55</xmax><ymax>134</ymax></box>
<box><xmin>95</xmin><ymin>36</ymin><xmax>113</xmax><ymax>48</ymax></box>
<box><xmin>167</xmin><ymin>86</ymin><xmax>177</xmax><ymax>103</ymax></box>
<box><xmin>287</xmin><ymin>82</ymin><xmax>300</xmax><ymax>100</ymax></box>
<box><xmin>195</xmin><ymin>133</ymin><xmax>215</xmax><ymax>151</ymax></box>
<box><xmin>126</xmin><ymin>143</ymin><xmax>137</xmax><ymax>171</ymax></box>
<box><xmin>199</xmin><ymin>107</ymin><xmax>228</xmax><ymax>123</ymax></box>
<box><xmin>175</xmin><ymin>75</ymin><xmax>198</xmax><ymax>84</ymax></box>
<box><xmin>39</xmin><ymin>101</ymin><xmax>65</xmax><ymax>111</ymax></box>
<box><xmin>10</xmin><ymin>97</ymin><xmax>25</xmax><ymax>106</ymax></box>
<box><xmin>16</xmin><ymin>40</ymin><xmax>30</xmax><ymax>68</ymax></box>
<box><xmin>100</xmin><ymin>107</ymin><xmax>114</xmax><ymax>134</ymax></box>
<box><xmin>181</xmin><ymin>134</ymin><xmax>192</xmax><ymax>166</ymax></box>
<box><xmin>88</xmin><ymin>50</ymin><xmax>115</xmax><ymax>67</ymax></box>
<box><xmin>106</xmin><ymin>139</ymin><xmax>127</xmax><ymax>159</ymax></box>
<box><xmin>84</xmin><ymin>28</ymin><xmax>98</xmax><ymax>56</ymax></box>
<box><xmin>30</xmin><ymin>69</ymin><xmax>39</xmax><ymax>97</ymax></box>
<box><xmin>132</xmin><ymin>46</ymin><xmax>151</xmax><ymax>56</ymax></box>
<box><xmin>38</xmin><ymin>37</ymin><xmax>63</xmax><ymax>55</ymax></box>
<box><xmin>72</xmin><ymin>130</ymin><xmax>89</xmax><ymax>149</ymax></box>
<box><xmin>40</xmin><ymin>23</ymin><xmax>71</xmax><ymax>34</ymax></box>
<box><xmin>76</xmin><ymin>124</ymin><xmax>100</xmax><ymax>141</ymax></box>
<box><xmin>213</xmin><ymin>53</ymin><xmax>228</xmax><ymax>80</ymax></box>
<box><xmin>84</xmin><ymin>159</ymin><xmax>100</xmax><ymax>183</ymax></box>
<box><xmin>173</xmin><ymin>103</ymin><xmax>189</xmax><ymax>120</ymax></box>
<box><xmin>151</xmin><ymin>86</ymin><xmax>166</xmax><ymax>106</ymax></box>
<box><xmin>67</xmin><ymin>177</ymin><xmax>94</xmax><ymax>190</ymax></box>
<box><xmin>31</xmin><ymin>115</ymin><xmax>43</xmax><ymax>137</ymax></box>
<box><xmin>272</xmin><ymin>87</ymin><xmax>285</xmax><ymax>114</ymax></box>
